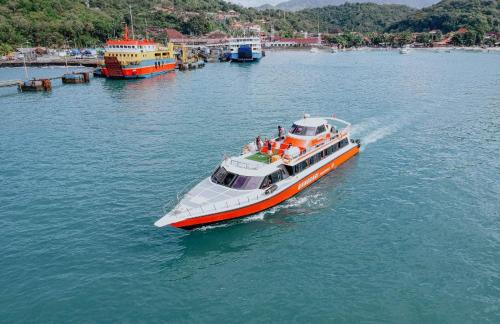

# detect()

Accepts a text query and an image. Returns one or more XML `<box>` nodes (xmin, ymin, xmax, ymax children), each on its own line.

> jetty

<box><xmin>0</xmin><ymin>58</ymin><xmax>98</xmax><ymax>68</ymax></box>
<box><xmin>0</xmin><ymin>71</ymin><xmax>91</xmax><ymax>92</ymax></box>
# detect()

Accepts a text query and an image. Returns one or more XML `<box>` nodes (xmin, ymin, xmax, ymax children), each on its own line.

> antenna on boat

<box><xmin>64</xmin><ymin>39</ymin><xmax>69</xmax><ymax>71</ymax></box>
<box><xmin>129</xmin><ymin>4</ymin><xmax>135</xmax><ymax>40</ymax></box>
<box><xmin>23</xmin><ymin>41</ymin><xmax>29</xmax><ymax>80</ymax></box>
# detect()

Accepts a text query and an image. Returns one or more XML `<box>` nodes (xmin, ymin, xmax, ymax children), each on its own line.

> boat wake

<box><xmin>362</xmin><ymin>126</ymin><xmax>395</xmax><ymax>147</ymax></box>
<box><xmin>352</xmin><ymin>118</ymin><xmax>398</xmax><ymax>151</ymax></box>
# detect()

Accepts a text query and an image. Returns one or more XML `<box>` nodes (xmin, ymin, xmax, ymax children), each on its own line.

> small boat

<box><xmin>310</xmin><ymin>47</ymin><xmax>320</xmax><ymax>53</ymax></box>
<box><xmin>331</xmin><ymin>47</ymin><xmax>338</xmax><ymax>53</ymax></box>
<box><xmin>399</xmin><ymin>45</ymin><xmax>410</xmax><ymax>54</ymax></box>
<box><xmin>225</xmin><ymin>37</ymin><xmax>263</xmax><ymax>62</ymax></box>
<box><xmin>101</xmin><ymin>26</ymin><xmax>176</xmax><ymax>78</ymax></box>
<box><xmin>155</xmin><ymin>115</ymin><xmax>361</xmax><ymax>229</ymax></box>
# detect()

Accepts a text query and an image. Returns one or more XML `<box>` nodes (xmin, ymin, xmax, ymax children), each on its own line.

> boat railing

<box><xmin>228</xmin><ymin>158</ymin><xmax>261</xmax><ymax>170</ymax></box>
<box><xmin>176</xmin><ymin>191</ymin><xmax>265</xmax><ymax>219</ymax></box>
<box><xmin>296</xmin><ymin>128</ymin><xmax>349</xmax><ymax>159</ymax></box>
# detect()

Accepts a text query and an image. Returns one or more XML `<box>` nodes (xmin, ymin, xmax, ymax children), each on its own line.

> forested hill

<box><xmin>0</xmin><ymin>0</ymin><xmax>498</xmax><ymax>48</ymax></box>
<box><xmin>0</xmin><ymin>0</ymin><xmax>248</xmax><ymax>47</ymax></box>
<box><xmin>280</xmin><ymin>3</ymin><xmax>417</xmax><ymax>33</ymax></box>
<box><xmin>388</xmin><ymin>0</ymin><xmax>500</xmax><ymax>33</ymax></box>
<box><xmin>264</xmin><ymin>0</ymin><xmax>438</xmax><ymax>11</ymax></box>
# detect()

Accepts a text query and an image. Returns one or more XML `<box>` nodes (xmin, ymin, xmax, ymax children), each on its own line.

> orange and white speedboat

<box><xmin>155</xmin><ymin>115</ymin><xmax>360</xmax><ymax>229</ymax></box>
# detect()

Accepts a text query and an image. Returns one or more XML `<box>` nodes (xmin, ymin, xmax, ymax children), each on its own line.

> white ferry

<box><xmin>155</xmin><ymin>115</ymin><xmax>360</xmax><ymax>229</ymax></box>
<box><xmin>225</xmin><ymin>37</ymin><xmax>263</xmax><ymax>62</ymax></box>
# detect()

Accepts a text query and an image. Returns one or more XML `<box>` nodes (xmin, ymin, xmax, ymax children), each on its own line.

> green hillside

<box><xmin>0</xmin><ymin>0</ymin><xmax>498</xmax><ymax>49</ymax></box>
<box><xmin>0</xmin><ymin>0</ymin><xmax>250</xmax><ymax>47</ymax></box>
<box><xmin>292</xmin><ymin>3</ymin><xmax>417</xmax><ymax>32</ymax></box>
<box><xmin>388</xmin><ymin>0</ymin><xmax>500</xmax><ymax>33</ymax></box>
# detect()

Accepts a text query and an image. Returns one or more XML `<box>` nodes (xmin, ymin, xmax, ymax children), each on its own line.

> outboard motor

<box><xmin>238</xmin><ymin>45</ymin><xmax>253</xmax><ymax>61</ymax></box>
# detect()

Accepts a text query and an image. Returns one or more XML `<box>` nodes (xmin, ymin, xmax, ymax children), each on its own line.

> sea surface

<box><xmin>1</xmin><ymin>49</ymin><xmax>499</xmax><ymax>323</ymax></box>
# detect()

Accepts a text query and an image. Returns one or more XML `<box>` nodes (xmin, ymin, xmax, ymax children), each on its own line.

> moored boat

<box><xmin>225</xmin><ymin>37</ymin><xmax>263</xmax><ymax>62</ymax></box>
<box><xmin>399</xmin><ymin>45</ymin><xmax>410</xmax><ymax>54</ymax></box>
<box><xmin>155</xmin><ymin>115</ymin><xmax>360</xmax><ymax>229</ymax></box>
<box><xmin>101</xmin><ymin>26</ymin><xmax>176</xmax><ymax>79</ymax></box>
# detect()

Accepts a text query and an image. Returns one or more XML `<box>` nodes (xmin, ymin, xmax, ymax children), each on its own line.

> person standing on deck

<box><xmin>256</xmin><ymin>136</ymin><xmax>262</xmax><ymax>151</ymax></box>
<box><xmin>278</xmin><ymin>126</ymin><xmax>284</xmax><ymax>140</ymax></box>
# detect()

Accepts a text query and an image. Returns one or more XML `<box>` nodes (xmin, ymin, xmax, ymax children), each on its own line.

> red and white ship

<box><xmin>101</xmin><ymin>26</ymin><xmax>176</xmax><ymax>79</ymax></box>
<box><xmin>155</xmin><ymin>115</ymin><xmax>361</xmax><ymax>229</ymax></box>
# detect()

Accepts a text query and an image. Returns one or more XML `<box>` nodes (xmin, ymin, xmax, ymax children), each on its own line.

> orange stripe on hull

<box><xmin>172</xmin><ymin>145</ymin><xmax>360</xmax><ymax>229</ymax></box>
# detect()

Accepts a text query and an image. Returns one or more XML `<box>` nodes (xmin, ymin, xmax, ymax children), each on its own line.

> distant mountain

<box><xmin>258</xmin><ymin>0</ymin><xmax>439</xmax><ymax>11</ymax></box>
<box><xmin>388</xmin><ymin>0</ymin><xmax>500</xmax><ymax>33</ymax></box>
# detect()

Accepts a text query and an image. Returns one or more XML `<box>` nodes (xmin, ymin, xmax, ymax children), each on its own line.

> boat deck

<box><xmin>246</xmin><ymin>152</ymin><xmax>271</xmax><ymax>164</ymax></box>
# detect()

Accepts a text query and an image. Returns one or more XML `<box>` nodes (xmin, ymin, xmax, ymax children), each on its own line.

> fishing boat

<box><xmin>101</xmin><ymin>26</ymin><xmax>175</xmax><ymax>78</ymax></box>
<box><xmin>155</xmin><ymin>115</ymin><xmax>361</xmax><ymax>229</ymax></box>
<box><xmin>225</xmin><ymin>37</ymin><xmax>263</xmax><ymax>62</ymax></box>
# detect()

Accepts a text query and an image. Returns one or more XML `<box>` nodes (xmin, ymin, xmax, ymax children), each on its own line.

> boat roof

<box><xmin>106</xmin><ymin>39</ymin><xmax>156</xmax><ymax>46</ymax></box>
<box><xmin>294</xmin><ymin>117</ymin><xmax>328</xmax><ymax>127</ymax></box>
<box><xmin>221</xmin><ymin>154</ymin><xmax>280</xmax><ymax>177</ymax></box>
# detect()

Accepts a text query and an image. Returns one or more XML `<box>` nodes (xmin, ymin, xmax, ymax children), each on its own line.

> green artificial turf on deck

<box><xmin>246</xmin><ymin>152</ymin><xmax>271</xmax><ymax>164</ymax></box>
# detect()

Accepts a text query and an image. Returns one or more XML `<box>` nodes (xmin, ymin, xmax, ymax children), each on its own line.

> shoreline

<box><xmin>265</xmin><ymin>46</ymin><xmax>500</xmax><ymax>52</ymax></box>
<box><xmin>1</xmin><ymin>46</ymin><xmax>498</xmax><ymax>69</ymax></box>
<box><xmin>0</xmin><ymin>58</ymin><xmax>98</xmax><ymax>68</ymax></box>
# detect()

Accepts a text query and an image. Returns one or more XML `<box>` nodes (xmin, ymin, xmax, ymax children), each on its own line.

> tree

<box><xmin>181</xmin><ymin>14</ymin><xmax>213</xmax><ymax>36</ymax></box>
<box><xmin>0</xmin><ymin>43</ymin><xmax>13</xmax><ymax>55</ymax></box>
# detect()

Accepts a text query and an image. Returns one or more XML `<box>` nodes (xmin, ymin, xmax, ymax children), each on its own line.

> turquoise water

<box><xmin>1</xmin><ymin>50</ymin><xmax>499</xmax><ymax>322</ymax></box>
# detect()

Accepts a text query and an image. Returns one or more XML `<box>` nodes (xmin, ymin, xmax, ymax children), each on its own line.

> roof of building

<box><xmin>274</xmin><ymin>37</ymin><xmax>319</xmax><ymax>44</ymax></box>
<box><xmin>165</xmin><ymin>28</ymin><xmax>185</xmax><ymax>40</ymax></box>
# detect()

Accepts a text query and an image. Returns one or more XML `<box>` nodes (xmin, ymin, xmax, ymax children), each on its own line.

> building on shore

<box><xmin>165</xmin><ymin>29</ymin><xmax>228</xmax><ymax>48</ymax></box>
<box><xmin>264</xmin><ymin>37</ymin><xmax>321</xmax><ymax>48</ymax></box>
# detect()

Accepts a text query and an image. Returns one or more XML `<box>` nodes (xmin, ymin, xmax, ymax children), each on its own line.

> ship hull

<box><xmin>102</xmin><ymin>58</ymin><xmax>176</xmax><ymax>79</ymax></box>
<box><xmin>229</xmin><ymin>52</ymin><xmax>263</xmax><ymax>62</ymax></box>
<box><xmin>172</xmin><ymin>145</ymin><xmax>360</xmax><ymax>229</ymax></box>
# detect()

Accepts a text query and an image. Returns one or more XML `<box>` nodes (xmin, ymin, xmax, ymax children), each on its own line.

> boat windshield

<box><xmin>289</xmin><ymin>124</ymin><xmax>316</xmax><ymax>136</ymax></box>
<box><xmin>211</xmin><ymin>167</ymin><xmax>263</xmax><ymax>190</ymax></box>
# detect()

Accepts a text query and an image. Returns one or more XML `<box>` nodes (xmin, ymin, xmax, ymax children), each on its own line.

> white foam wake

<box><xmin>361</xmin><ymin>126</ymin><xmax>395</xmax><ymax>148</ymax></box>
<box><xmin>351</xmin><ymin>118</ymin><xmax>398</xmax><ymax>151</ymax></box>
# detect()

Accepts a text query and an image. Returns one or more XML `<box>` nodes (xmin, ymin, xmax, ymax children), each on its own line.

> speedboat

<box><xmin>155</xmin><ymin>115</ymin><xmax>361</xmax><ymax>229</ymax></box>
<box><xmin>310</xmin><ymin>47</ymin><xmax>320</xmax><ymax>53</ymax></box>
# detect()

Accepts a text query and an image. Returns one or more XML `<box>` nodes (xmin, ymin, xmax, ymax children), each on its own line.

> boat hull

<box><xmin>172</xmin><ymin>145</ymin><xmax>360</xmax><ymax>229</ymax></box>
<box><xmin>228</xmin><ymin>52</ymin><xmax>263</xmax><ymax>62</ymax></box>
<box><xmin>102</xmin><ymin>57</ymin><xmax>176</xmax><ymax>79</ymax></box>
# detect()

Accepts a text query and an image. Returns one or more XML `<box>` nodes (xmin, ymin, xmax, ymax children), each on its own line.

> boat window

<box><xmin>260</xmin><ymin>176</ymin><xmax>272</xmax><ymax>189</ymax></box>
<box><xmin>223</xmin><ymin>172</ymin><xmax>236</xmax><ymax>186</ymax></box>
<box><xmin>211</xmin><ymin>166</ymin><xmax>263</xmax><ymax>190</ymax></box>
<box><xmin>231</xmin><ymin>175</ymin><xmax>264</xmax><ymax>190</ymax></box>
<box><xmin>260</xmin><ymin>169</ymin><xmax>286</xmax><ymax>189</ymax></box>
<box><xmin>289</xmin><ymin>124</ymin><xmax>316</xmax><ymax>136</ymax></box>
<box><xmin>279</xmin><ymin>165</ymin><xmax>290</xmax><ymax>179</ymax></box>
<box><xmin>316</xmin><ymin>125</ymin><xmax>326</xmax><ymax>135</ymax></box>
